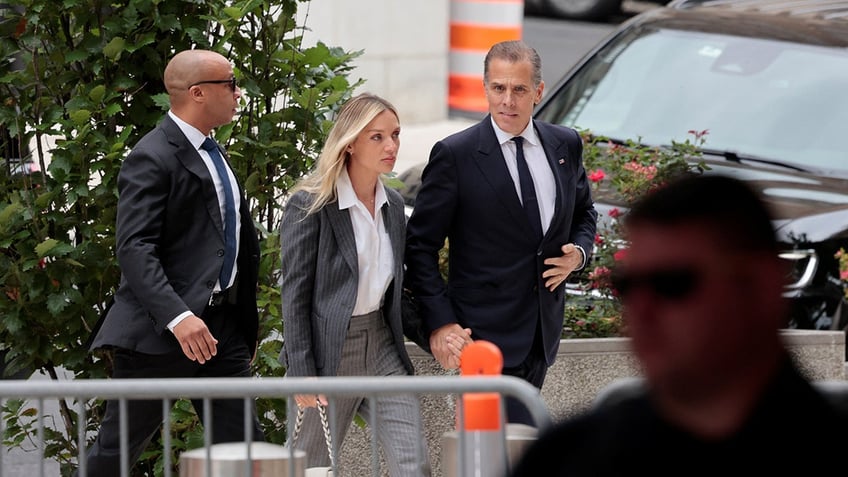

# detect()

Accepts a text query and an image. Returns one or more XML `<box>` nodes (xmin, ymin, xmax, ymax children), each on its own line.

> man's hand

<box><xmin>429</xmin><ymin>324</ymin><xmax>473</xmax><ymax>370</ymax></box>
<box><xmin>542</xmin><ymin>243</ymin><xmax>583</xmax><ymax>291</ymax></box>
<box><xmin>172</xmin><ymin>315</ymin><xmax>218</xmax><ymax>364</ymax></box>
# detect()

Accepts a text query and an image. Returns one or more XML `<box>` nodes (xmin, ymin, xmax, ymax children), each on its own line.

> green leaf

<box><xmin>223</xmin><ymin>6</ymin><xmax>242</xmax><ymax>19</ymax></box>
<box><xmin>69</xmin><ymin>109</ymin><xmax>91</xmax><ymax>125</ymax></box>
<box><xmin>102</xmin><ymin>37</ymin><xmax>125</xmax><ymax>60</ymax></box>
<box><xmin>0</xmin><ymin>203</ymin><xmax>24</xmax><ymax>230</ymax></box>
<box><xmin>104</xmin><ymin>103</ymin><xmax>122</xmax><ymax>117</ymax></box>
<box><xmin>89</xmin><ymin>85</ymin><xmax>106</xmax><ymax>103</ymax></box>
<box><xmin>46</xmin><ymin>293</ymin><xmax>69</xmax><ymax>315</ymax></box>
<box><xmin>35</xmin><ymin>238</ymin><xmax>59</xmax><ymax>257</ymax></box>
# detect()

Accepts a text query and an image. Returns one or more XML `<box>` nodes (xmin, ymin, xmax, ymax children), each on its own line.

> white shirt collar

<box><xmin>490</xmin><ymin>117</ymin><xmax>540</xmax><ymax>148</ymax></box>
<box><xmin>168</xmin><ymin>111</ymin><xmax>209</xmax><ymax>149</ymax></box>
<box><xmin>336</xmin><ymin>167</ymin><xmax>388</xmax><ymax>210</ymax></box>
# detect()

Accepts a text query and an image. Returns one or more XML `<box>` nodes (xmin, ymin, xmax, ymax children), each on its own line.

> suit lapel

<box><xmin>382</xmin><ymin>188</ymin><xmax>404</xmax><ymax>279</ymax></box>
<box><xmin>161</xmin><ymin>116</ymin><xmax>226</xmax><ymax>241</ymax></box>
<box><xmin>326</xmin><ymin>201</ymin><xmax>358</xmax><ymax>275</ymax></box>
<box><xmin>472</xmin><ymin>119</ymin><xmax>528</xmax><ymax>230</ymax></box>
<box><xmin>536</xmin><ymin>122</ymin><xmax>572</xmax><ymax>241</ymax></box>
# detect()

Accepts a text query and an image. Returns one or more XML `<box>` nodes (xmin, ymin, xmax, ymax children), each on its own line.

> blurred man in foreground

<box><xmin>511</xmin><ymin>174</ymin><xmax>848</xmax><ymax>476</ymax></box>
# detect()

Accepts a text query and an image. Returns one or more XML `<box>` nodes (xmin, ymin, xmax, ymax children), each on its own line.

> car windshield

<box><xmin>538</xmin><ymin>26</ymin><xmax>848</xmax><ymax>173</ymax></box>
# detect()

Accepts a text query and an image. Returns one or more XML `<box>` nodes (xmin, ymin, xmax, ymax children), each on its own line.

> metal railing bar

<box><xmin>163</xmin><ymin>398</ymin><xmax>172</xmax><ymax>477</ymax></box>
<box><xmin>202</xmin><ymin>397</ymin><xmax>211</xmax><ymax>477</ymax></box>
<box><xmin>367</xmin><ymin>395</ymin><xmax>378</xmax><ymax>476</ymax></box>
<box><xmin>119</xmin><ymin>398</ymin><xmax>128</xmax><ymax>477</ymax></box>
<box><xmin>0</xmin><ymin>375</ymin><xmax>549</xmax><ymax>426</ymax></box>
<box><xmin>76</xmin><ymin>399</ymin><xmax>86</xmax><ymax>477</ymax></box>
<box><xmin>243</xmin><ymin>397</ymin><xmax>253</xmax><ymax>477</ymax></box>
<box><xmin>36</xmin><ymin>397</ymin><xmax>44</xmax><ymax>477</ymax></box>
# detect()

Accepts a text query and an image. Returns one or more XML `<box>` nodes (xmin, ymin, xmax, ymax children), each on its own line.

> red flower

<box><xmin>588</xmin><ymin>169</ymin><xmax>605</xmax><ymax>182</ymax></box>
<box><xmin>613</xmin><ymin>248</ymin><xmax>628</xmax><ymax>262</ymax></box>
<box><xmin>608</xmin><ymin>208</ymin><xmax>621</xmax><ymax>219</ymax></box>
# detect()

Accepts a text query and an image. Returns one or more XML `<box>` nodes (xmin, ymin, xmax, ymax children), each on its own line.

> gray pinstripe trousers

<box><xmin>288</xmin><ymin>310</ymin><xmax>431</xmax><ymax>476</ymax></box>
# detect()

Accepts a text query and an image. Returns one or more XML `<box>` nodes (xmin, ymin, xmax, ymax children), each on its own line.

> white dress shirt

<box><xmin>492</xmin><ymin>118</ymin><xmax>556</xmax><ymax>235</ymax></box>
<box><xmin>336</xmin><ymin>168</ymin><xmax>394</xmax><ymax>316</ymax></box>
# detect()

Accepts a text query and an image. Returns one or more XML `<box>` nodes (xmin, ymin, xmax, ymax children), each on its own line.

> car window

<box><xmin>538</xmin><ymin>26</ymin><xmax>848</xmax><ymax>173</ymax></box>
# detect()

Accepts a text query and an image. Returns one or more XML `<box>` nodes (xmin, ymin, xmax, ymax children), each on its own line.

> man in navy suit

<box><xmin>79</xmin><ymin>49</ymin><xmax>263</xmax><ymax>475</ymax></box>
<box><xmin>405</xmin><ymin>40</ymin><xmax>597</xmax><ymax>425</ymax></box>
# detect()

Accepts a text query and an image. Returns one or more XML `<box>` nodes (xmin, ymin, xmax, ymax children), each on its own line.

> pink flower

<box><xmin>623</xmin><ymin>161</ymin><xmax>657</xmax><ymax>180</ymax></box>
<box><xmin>588</xmin><ymin>169</ymin><xmax>605</xmax><ymax>182</ymax></box>
<box><xmin>687</xmin><ymin>129</ymin><xmax>710</xmax><ymax>141</ymax></box>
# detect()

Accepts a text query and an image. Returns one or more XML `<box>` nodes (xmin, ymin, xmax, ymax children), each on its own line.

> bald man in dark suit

<box><xmin>79</xmin><ymin>49</ymin><xmax>263</xmax><ymax>476</ymax></box>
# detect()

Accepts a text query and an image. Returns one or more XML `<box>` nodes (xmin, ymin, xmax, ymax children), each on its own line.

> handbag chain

<box><xmin>291</xmin><ymin>399</ymin><xmax>336</xmax><ymax>468</ymax></box>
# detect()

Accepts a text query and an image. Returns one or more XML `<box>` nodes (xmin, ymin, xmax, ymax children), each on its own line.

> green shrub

<box><xmin>563</xmin><ymin>131</ymin><xmax>709</xmax><ymax>338</ymax></box>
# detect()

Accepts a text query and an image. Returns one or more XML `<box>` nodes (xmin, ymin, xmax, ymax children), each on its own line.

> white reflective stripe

<box><xmin>450</xmin><ymin>1</ymin><xmax>524</xmax><ymax>26</ymax></box>
<box><xmin>450</xmin><ymin>50</ymin><xmax>487</xmax><ymax>77</ymax></box>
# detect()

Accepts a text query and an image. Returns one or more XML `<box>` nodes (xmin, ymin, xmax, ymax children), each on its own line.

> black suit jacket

<box><xmin>90</xmin><ymin>115</ymin><xmax>260</xmax><ymax>356</ymax></box>
<box><xmin>405</xmin><ymin>117</ymin><xmax>597</xmax><ymax>367</ymax></box>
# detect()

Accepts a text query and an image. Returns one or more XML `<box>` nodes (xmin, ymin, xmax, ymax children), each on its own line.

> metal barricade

<box><xmin>0</xmin><ymin>375</ymin><xmax>551</xmax><ymax>477</ymax></box>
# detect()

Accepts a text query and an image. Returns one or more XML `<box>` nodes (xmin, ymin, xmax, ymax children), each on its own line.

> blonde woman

<box><xmin>279</xmin><ymin>93</ymin><xmax>430</xmax><ymax>476</ymax></box>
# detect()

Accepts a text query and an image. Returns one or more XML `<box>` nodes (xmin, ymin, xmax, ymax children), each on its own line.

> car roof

<box><xmin>669</xmin><ymin>0</ymin><xmax>848</xmax><ymax>21</ymax></box>
<box><xmin>642</xmin><ymin>1</ymin><xmax>848</xmax><ymax>46</ymax></box>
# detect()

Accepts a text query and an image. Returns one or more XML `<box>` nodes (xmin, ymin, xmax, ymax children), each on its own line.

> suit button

<box><xmin>217</xmin><ymin>249</ymin><xmax>225</xmax><ymax>257</ymax></box>
<box><xmin>206</xmin><ymin>281</ymin><xmax>215</xmax><ymax>289</ymax></box>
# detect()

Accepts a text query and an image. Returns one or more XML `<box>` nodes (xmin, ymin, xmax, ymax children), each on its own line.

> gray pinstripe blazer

<box><xmin>279</xmin><ymin>184</ymin><xmax>414</xmax><ymax>378</ymax></box>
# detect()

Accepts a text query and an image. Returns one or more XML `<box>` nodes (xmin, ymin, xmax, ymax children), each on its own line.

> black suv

<box><xmin>535</xmin><ymin>0</ymin><xmax>848</xmax><ymax>333</ymax></box>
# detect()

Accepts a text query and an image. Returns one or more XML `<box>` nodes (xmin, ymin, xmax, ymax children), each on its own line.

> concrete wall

<box><xmin>297</xmin><ymin>0</ymin><xmax>450</xmax><ymax>125</ymax></box>
<box><xmin>339</xmin><ymin>330</ymin><xmax>846</xmax><ymax>476</ymax></box>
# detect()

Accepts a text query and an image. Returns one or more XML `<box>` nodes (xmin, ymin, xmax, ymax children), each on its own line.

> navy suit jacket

<box><xmin>90</xmin><ymin>115</ymin><xmax>260</xmax><ymax>356</ymax></box>
<box><xmin>405</xmin><ymin>117</ymin><xmax>597</xmax><ymax>367</ymax></box>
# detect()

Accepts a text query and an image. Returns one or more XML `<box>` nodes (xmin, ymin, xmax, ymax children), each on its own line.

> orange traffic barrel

<box><xmin>449</xmin><ymin>0</ymin><xmax>524</xmax><ymax>115</ymax></box>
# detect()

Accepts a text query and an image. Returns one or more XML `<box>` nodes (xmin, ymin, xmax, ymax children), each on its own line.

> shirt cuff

<box><xmin>167</xmin><ymin>310</ymin><xmax>194</xmax><ymax>333</ymax></box>
<box><xmin>573</xmin><ymin>244</ymin><xmax>588</xmax><ymax>271</ymax></box>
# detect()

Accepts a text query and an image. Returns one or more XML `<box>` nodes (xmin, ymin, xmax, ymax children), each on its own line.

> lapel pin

<box><xmin>558</xmin><ymin>158</ymin><xmax>565</xmax><ymax>164</ymax></box>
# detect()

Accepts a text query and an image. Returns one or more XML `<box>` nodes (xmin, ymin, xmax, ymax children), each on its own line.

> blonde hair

<box><xmin>292</xmin><ymin>93</ymin><xmax>399</xmax><ymax>216</ymax></box>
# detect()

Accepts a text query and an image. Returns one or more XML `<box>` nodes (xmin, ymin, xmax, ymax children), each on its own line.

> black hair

<box><xmin>625</xmin><ymin>174</ymin><xmax>778</xmax><ymax>254</ymax></box>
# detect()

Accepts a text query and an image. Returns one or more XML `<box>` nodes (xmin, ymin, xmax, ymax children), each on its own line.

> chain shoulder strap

<box><xmin>291</xmin><ymin>400</ymin><xmax>335</xmax><ymax>468</ymax></box>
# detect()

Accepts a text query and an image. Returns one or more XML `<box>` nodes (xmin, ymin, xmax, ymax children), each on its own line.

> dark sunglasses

<box><xmin>189</xmin><ymin>77</ymin><xmax>237</xmax><ymax>91</ymax></box>
<box><xmin>610</xmin><ymin>267</ymin><xmax>701</xmax><ymax>301</ymax></box>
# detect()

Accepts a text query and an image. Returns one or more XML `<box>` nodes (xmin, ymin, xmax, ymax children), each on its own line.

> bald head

<box><xmin>163</xmin><ymin>49</ymin><xmax>239</xmax><ymax>134</ymax></box>
<box><xmin>164</xmin><ymin>49</ymin><xmax>229</xmax><ymax>99</ymax></box>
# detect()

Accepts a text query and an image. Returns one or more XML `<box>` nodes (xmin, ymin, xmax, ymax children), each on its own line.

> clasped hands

<box><xmin>429</xmin><ymin>324</ymin><xmax>473</xmax><ymax>370</ymax></box>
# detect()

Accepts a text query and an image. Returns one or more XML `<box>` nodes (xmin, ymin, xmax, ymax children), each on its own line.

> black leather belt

<box><xmin>208</xmin><ymin>286</ymin><xmax>237</xmax><ymax>307</ymax></box>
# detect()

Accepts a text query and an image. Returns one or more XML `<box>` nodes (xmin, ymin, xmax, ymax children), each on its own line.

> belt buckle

<box><xmin>208</xmin><ymin>290</ymin><xmax>226</xmax><ymax>307</ymax></box>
